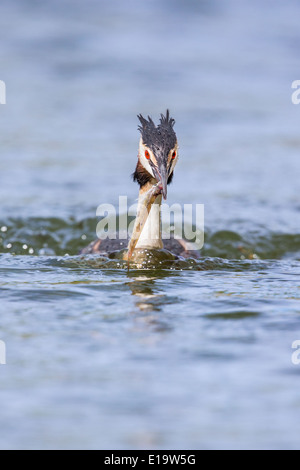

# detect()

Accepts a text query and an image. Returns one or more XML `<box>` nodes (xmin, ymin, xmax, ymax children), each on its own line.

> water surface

<box><xmin>0</xmin><ymin>0</ymin><xmax>300</xmax><ymax>450</ymax></box>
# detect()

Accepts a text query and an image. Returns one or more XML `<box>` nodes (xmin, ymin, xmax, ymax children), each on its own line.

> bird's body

<box><xmin>81</xmin><ymin>111</ymin><xmax>199</xmax><ymax>261</ymax></box>
<box><xmin>80</xmin><ymin>234</ymin><xmax>197</xmax><ymax>259</ymax></box>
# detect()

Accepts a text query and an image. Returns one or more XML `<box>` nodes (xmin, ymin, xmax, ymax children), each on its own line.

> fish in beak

<box><xmin>152</xmin><ymin>162</ymin><xmax>168</xmax><ymax>201</ymax></box>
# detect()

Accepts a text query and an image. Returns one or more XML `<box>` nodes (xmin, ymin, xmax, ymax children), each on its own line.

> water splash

<box><xmin>0</xmin><ymin>217</ymin><xmax>299</xmax><ymax>262</ymax></box>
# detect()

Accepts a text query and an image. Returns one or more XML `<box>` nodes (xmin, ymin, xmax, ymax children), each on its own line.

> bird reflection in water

<box><xmin>125</xmin><ymin>270</ymin><xmax>178</xmax><ymax>333</ymax></box>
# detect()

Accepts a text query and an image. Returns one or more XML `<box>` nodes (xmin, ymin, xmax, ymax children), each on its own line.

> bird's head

<box><xmin>133</xmin><ymin>110</ymin><xmax>178</xmax><ymax>200</ymax></box>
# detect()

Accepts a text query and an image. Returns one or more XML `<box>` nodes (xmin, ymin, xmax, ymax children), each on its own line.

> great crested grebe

<box><xmin>81</xmin><ymin>110</ymin><xmax>199</xmax><ymax>261</ymax></box>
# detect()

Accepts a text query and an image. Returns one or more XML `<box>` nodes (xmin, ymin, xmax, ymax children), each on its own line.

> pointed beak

<box><xmin>153</xmin><ymin>163</ymin><xmax>168</xmax><ymax>200</ymax></box>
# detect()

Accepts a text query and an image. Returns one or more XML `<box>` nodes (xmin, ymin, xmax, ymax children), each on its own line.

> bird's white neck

<box><xmin>135</xmin><ymin>188</ymin><xmax>163</xmax><ymax>250</ymax></box>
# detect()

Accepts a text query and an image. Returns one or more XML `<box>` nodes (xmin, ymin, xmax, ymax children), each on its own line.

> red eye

<box><xmin>172</xmin><ymin>150</ymin><xmax>177</xmax><ymax>160</ymax></box>
<box><xmin>145</xmin><ymin>150</ymin><xmax>150</xmax><ymax>160</ymax></box>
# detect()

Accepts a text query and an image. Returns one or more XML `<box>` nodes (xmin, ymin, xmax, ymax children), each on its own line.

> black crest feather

<box><xmin>137</xmin><ymin>110</ymin><xmax>177</xmax><ymax>153</ymax></box>
<box><xmin>159</xmin><ymin>109</ymin><xmax>175</xmax><ymax>128</ymax></box>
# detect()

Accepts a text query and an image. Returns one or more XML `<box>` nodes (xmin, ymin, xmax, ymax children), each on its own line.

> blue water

<box><xmin>0</xmin><ymin>0</ymin><xmax>300</xmax><ymax>450</ymax></box>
